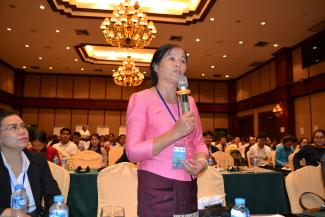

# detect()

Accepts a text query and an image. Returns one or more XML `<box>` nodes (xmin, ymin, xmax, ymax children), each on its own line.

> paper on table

<box><xmin>251</xmin><ymin>215</ymin><xmax>284</xmax><ymax>217</ymax></box>
<box><xmin>281</xmin><ymin>166</ymin><xmax>291</xmax><ymax>171</ymax></box>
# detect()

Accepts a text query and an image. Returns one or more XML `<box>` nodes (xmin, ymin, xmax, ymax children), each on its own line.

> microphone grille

<box><xmin>177</xmin><ymin>75</ymin><xmax>188</xmax><ymax>89</ymax></box>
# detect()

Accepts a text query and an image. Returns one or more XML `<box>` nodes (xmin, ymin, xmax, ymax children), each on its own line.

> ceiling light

<box><xmin>38</xmin><ymin>57</ymin><xmax>43</xmax><ymax>60</ymax></box>
<box><xmin>40</xmin><ymin>5</ymin><xmax>45</xmax><ymax>10</ymax></box>
<box><xmin>81</xmin><ymin>68</ymin><xmax>84</xmax><ymax>71</ymax></box>
<box><xmin>100</xmin><ymin>0</ymin><xmax>157</xmax><ymax>48</ymax></box>
<box><xmin>260</xmin><ymin>21</ymin><xmax>266</xmax><ymax>25</ymax></box>
<box><xmin>49</xmin><ymin>66</ymin><xmax>53</xmax><ymax>70</ymax></box>
<box><xmin>211</xmin><ymin>65</ymin><xmax>215</xmax><ymax>69</ymax></box>
<box><xmin>22</xmin><ymin>66</ymin><xmax>27</xmax><ymax>69</ymax></box>
<box><xmin>74</xmin><ymin>58</ymin><xmax>78</xmax><ymax>62</ymax></box>
<box><xmin>25</xmin><ymin>44</ymin><xmax>30</xmax><ymax>48</ymax></box>
<box><xmin>6</xmin><ymin>27</ymin><xmax>12</xmax><ymax>31</ymax></box>
<box><xmin>196</xmin><ymin>38</ymin><xmax>200</xmax><ymax>42</ymax></box>
<box><xmin>112</xmin><ymin>69</ymin><xmax>116</xmax><ymax>72</ymax></box>
<box><xmin>238</xmin><ymin>41</ymin><xmax>243</xmax><ymax>45</ymax></box>
<box><xmin>55</xmin><ymin>29</ymin><xmax>60</xmax><ymax>33</ymax></box>
<box><xmin>143</xmin><ymin>71</ymin><xmax>146</xmax><ymax>74</ymax></box>
<box><xmin>222</xmin><ymin>54</ymin><xmax>227</xmax><ymax>58</ymax></box>
<box><xmin>201</xmin><ymin>73</ymin><xmax>205</xmax><ymax>77</ymax></box>
<box><xmin>186</xmin><ymin>53</ymin><xmax>190</xmax><ymax>57</ymax></box>
<box><xmin>316</xmin><ymin>59</ymin><xmax>319</xmax><ymax>62</ymax></box>
<box><xmin>273</xmin><ymin>43</ymin><xmax>278</xmax><ymax>47</ymax></box>
<box><xmin>225</xmin><ymin>75</ymin><xmax>229</xmax><ymax>78</ymax></box>
<box><xmin>66</xmin><ymin>46</ymin><xmax>70</xmax><ymax>50</ymax></box>
<box><xmin>210</xmin><ymin>18</ymin><xmax>215</xmax><ymax>21</ymax></box>
<box><xmin>313</xmin><ymin>46</ymin><xmax>317</xmax><ymax>50</ymax></box>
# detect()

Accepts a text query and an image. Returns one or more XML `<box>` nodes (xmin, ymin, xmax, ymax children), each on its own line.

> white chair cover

<box><xmin>212</xmin><ymin>151</ymin><xmax>234</xmax><ymax>169</ymax></box>
<box><xmin>108</xmin><ymin>146</ymin><xmax>124</xmax><ymax>166</ymax></box>
<box><xmin>285</xmin><ymin>165</ymin><xmax>325</xmax><ymax>213</ymax></box>
<box><xmin>71</xmin><ymin>150</ymin><xmax>103</xmax><ymax>169</ymax></box>
<box><xmin>97</xmin><ymin>162</ymin><xmax>138</xmax><ymax>217</ymax></box>
<box><xmin>271</xmin><ymin>150</ymin><xmax>276</xmax><ymax>166</ymax></box>
<box><xmin>48</xmin><ymin>161</ymin><xmax>70</xmax><ymax>203</ymax></box>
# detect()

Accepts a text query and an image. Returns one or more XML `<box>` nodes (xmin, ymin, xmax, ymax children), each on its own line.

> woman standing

<box><xmin>0</xmin><ymin>111</ymin><xmax>60</xmax><ymax>217</ymax></box>
<box><xmin>125</xmin><ymin>44</ymin><xmax>208</xmax><ymax>217</ymax></box>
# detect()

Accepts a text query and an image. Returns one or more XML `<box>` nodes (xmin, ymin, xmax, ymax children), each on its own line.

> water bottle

<box><xmin>61</xmin><ymin>155</ymin><xmax>67</xmax><ymax>169</ymax></box>
<box><xmin>53</xmin><ymin>155</ymin><xmax>60</xmax><ymax>165</ymax></box>
<box><xmin>49</xmin><ymin>195</ymin><xmax>69</xmax><ymax>217</ymax></box>
<box><xmin>11</xmin><ymin>184</ymin><xmax>28</xmax><ymax>217</ymax></box>
<box><xmin>231</xmin><ymin>198</ymin><xmax>250</xmax><ymax>217</ymax></box>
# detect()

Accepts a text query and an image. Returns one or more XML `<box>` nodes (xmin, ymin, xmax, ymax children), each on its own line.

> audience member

<box><xmin>79</xmin><ymin>125</ymin><xmax>90</xmax><ymax>141</ymax></box>
<box><xmin>245</xmin><ymin>136</ymin><xmax>256</xmax><ymax>158</ymax></box>
<box><xmin>203</xmin><ymin>130</ymin><xmax>218</xmax><ymax>154</ymax></box>
<box><xmin>275</xmin><ymin>135</ymin><xmax>294</xmax><ymax>169</ymax></box>
<box><xmin>72</xmin><ymin>132</ymin><xmax>89</xmax><ymax>151</ymax></box>
<box><xmin>216</xmin><ymin>136</ymin><xmax>227</xmax><ymax>152</ymax></box>
<box><xmin>299</xmin><ymin>137</ymin><xmax>310</xmax><ymax>147</ymax></box>
<box><xmin>53</xmin><ymin>128</ymin><xmax>78</xmax><ymax>156</ymax></box>
<box><xmin>0</xmin><ymin>111</ymin><xmax>60</xmax><ymax>217</ymax></box>
<box><xmin>115</xmin><ymin>134</ymin><xmax>126</xmax><ymax>147</ymax></box>
<box><xmin>248</xmin><ymin>134</ymin><xmax>272</xmax><ymax>165</ymax></box>
<box><xmin>88</xmin><ymin>133</ymin><xmax>107</xmax><ymax>167</ymax></box>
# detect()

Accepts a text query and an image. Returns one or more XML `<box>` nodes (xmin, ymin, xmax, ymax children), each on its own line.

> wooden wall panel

<box><xmin>40</xmin><ymin>75</ymin><xmax>57</xmax><ymax>97</ymax></box>
<box><xmin>310</xmin><ymin>91</ymin><xmax>325</xmax><ymax>132</ymax></box>
<box><xmin>292</xmin><ymin>48</ymin><xmax>308</xmax><ymax>82</ymax></box>
<box><xmin>89</xmin><ymin>77</ymin><xmax>106</xmax><ymax>99</ymax></box>
<box><xmin>0</xmin><ymin>67</ymin><xmax>6</xmax><ymax>91</ymax></box>
<box><xmin>309</xmin><ymin>61</ymin><xmax>325</xmax><ymax>77</ymax></box>
<box><xmin>38</xmin><ymin>108</ymin><xmax>55</xmax><ymax>134</ymax></box>
<box><xmin>242</xmin><ymin>75</ymin><xmax>251</xmax><ymax>100</ymax></box>
<box><xmin>57</xmin><ymin>75</ymin><xmax>73</xmax><ymax>98</ymax></box>
<box><xmin>214</xmin><ymin>113</ymin><xmax>228</xmax><ymax>129</ymax></box>
<box><xmin>189</xmin><ymin>81</ymin><xmax>199</xmax><ymax>102</ymax></box>
<box><xmin>71</xmin><ymin>109</ymin><xmax>88</xmax><ymax>132</ymax></box>
<box><xmin>105</xmin><ymin>110</ymin><xmax>121</xmax><ymax>137</ymax></box>
<box><xmin>24</xmin><ymin>75</ymin><xmax>40</xmax><ymax>97</ymax></box>
<box><xmin>0</xmin><ymin>62</ymin><xmax>15</xmax><ymax>94</ymax></box>
<box><xmin>122</xmin><ymin>86</ymin><xmax>137</xmax><ymax>100</ymax></box>
<box><xmin>200</xmin><ymin>113</ymin><xmax>214</xmax><ymax>131</ymax></box>
<box><xmin>0</xmin><ymin>103</ymin><xmax>14</xmax><ymax>112</ymax></box>
<box><xmin>270</xmin><ymin>61</ymin><xmax>276</xmax><ymax>90</ymax></box>
<box><xmin>88</xmin><ymin>110</ymin><xmax>105</xmax><ymax>134</ymax></box>
<box><xmin>250</xmin><ymin>71</ymin><xmax>259</xmax><ymax>97</ymax></box>
<box><xmin>120</xmin><ymin>111</ymin><xmax>126</xmax><ymax>126</ymax></box>
<box><xmin>106</xmin><ymin>78</ymin><xmax>121</xmax><ymax>100</ymax></box>
<box><xmin>214</xmin><ymin>83</ymin><xmax>228</xmax><ymax>103</ymax></box>
<box><xmin>22</xmin><ymin>108</ymin><xmax>38</xmax><ymax>126</ymax></box>
<box><xmin>6</xmin><ymin>70</ymin><xmax>14</xmax><ymax>94</ymax></box>
<box><xmin>294</xmin><ymin>96</ymin><xmax>311</xmax><ymax>138</ymax></box>
<box><xmin>73</xmin><ymin>76</ymin><xmax>89</xmax><ymax>99</ymax></box>
<box><xmin>199</xmin><ymin>81</ymin><xmax>214</xmax><ymax>103</ymax></box>
<box><xmin>54</xmin><ymin>109</ymin><xmax>71</xmax><ymax>129</ymax></box>
<box><xmin>259</xmin><ymin>65</ymin><xmax>270</xmax><ymax>93</ymax></box>
<box><xmin>236</xmin><ymin>78</ymin><xmax>243</xmax><ymax>101</ymax></box>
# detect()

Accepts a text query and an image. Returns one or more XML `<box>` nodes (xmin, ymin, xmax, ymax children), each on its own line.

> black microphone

<box><xmin>177</xmin><ymin>75</ymin><xmax>190</xmax><ymax>113</ymax></box>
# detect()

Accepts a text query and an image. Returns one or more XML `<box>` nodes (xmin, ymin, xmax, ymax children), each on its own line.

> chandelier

<box><xmin>100</xmin><ymin>0</ymin><xmax>157</xmax><ymax>48</ymax></box>
<box><xmin>113</xmin><ymin>56</ymin><xmax>144</xmax><ymax>86</ymax></box>
<box><xmin>272</xmin><ymin>103</ymin><xmax>283</xmax><ymax>117</ymax></box>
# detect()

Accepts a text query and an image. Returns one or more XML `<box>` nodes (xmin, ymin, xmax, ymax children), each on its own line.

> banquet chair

<box><xmin>285</xmin><ymin>165</ymin><xmax>325</xmax><ymax>213</ymax></box>
<box><xmin>197</xmin><ymin>166</ymin><xmax>226</xmax><ymax>205</ymax></box>
<box><xmin>246</xmin><ymin>150</ymin><xmax>252</xmax><ymax>167</ymax></box>
<box><xmin>271</xmin><ymin>150</ymin><xmax>276</xmax><ymax>166</ymax></box>
<box><xmin>108</xmin><ymin>146</ymin><xmax>124</xmax><ymax>166</ymax></box>
<box><xmin>97</xmin><ymin>162</ymin><xmax>138</xmax><ymax>217</ymax></box>
<box><xmin>288</xmin><ymin>153</ymin><xmax>306</xmax><ymax>170</ymax></box>
<box><xmin>48</xmin><ymin>161</ymin><xmax>70</xmax><ymax>203</ymax></box>
<box><xmin>212</xmin><ymin>151</ymin><xmax>234</xmax><ymax>169</ymax></box>
<box><xmin>71</xmin><ymin>150</ymin><xmax>103</xmax><ymax>169</ymax></box>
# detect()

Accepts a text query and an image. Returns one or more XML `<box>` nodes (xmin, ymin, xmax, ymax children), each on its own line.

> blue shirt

<box><xmin>1</xmin><ymin>151</ymin><xmax>36</xmax><ymax>213</ymax></box>
<box><xmin>275</xmin><ymin>143</ymin><xmax>294</xmax><ymax>167</ymax></box>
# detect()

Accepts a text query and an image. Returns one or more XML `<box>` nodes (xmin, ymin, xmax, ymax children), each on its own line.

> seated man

<box><xmin>248</xmin><ymin>134</ymin><xmax>272</xmax><ymax>165</ymax></box>
<box><xmin>216</xmin><ymin>136</ymin><xmax>227</xmax><ymax>152</ymax></box>
<box><xmin>79</xmin><ymin>125</ymin><xmax>90</xmax><ymax>141</ymax></box>
<box><xmin>53</xmin><ymin>128</ymin><xmax>78</xmax><ymax>156</ymax></box>
<box><xmin>72</xmin><ymin>132</ymin><xmax>89</xmax><ymax>151</ymax></box>
<box><xmin>275</xmin><ymin>135</ymin><xmax>294</xmax><ymax>169</ymax></box>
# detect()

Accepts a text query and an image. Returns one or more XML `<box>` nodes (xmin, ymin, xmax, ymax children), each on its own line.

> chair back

<box><xmin>108</xmin><ymin>146</ymin><xmax>124</xmax><ymax>166</ymax></box>
<box><xmin>271</xmin><ymin>150</ymin><xmax>276</xmax><ymax>166</ymax></box>
<box><xmin>288</xmin><ymin>153</ymin><xmax>295</xmax><ymax>171</ymax></box>
<box><xmin>71</xmin><ymin>150</ymin><xmax>103</xmax><ymax>169</ymax></box>
<box><xmin>285</xmin><ymin>165</ymin><xmax>325</xmax><ymax>213</ymax></box>
<box><xmin>197</xmin><ymin>166</ymin><xmax>226</xmax><ymax>205</ymax></box>
<box><xmin>212</xmin><ymin>151</ymin><xmax>234</xmax><ymax>169</ymax></box>
<box><xmin>246</xmin><ymin>150</ymin><xmax>252</xmax><ymax>167</ymax></box>
<box><xmin>48</xmin><ymin>161</ymin><xmax>70</xmax><ymax>203</ymax></box>
<box><xmin>97</xmin><ymin>162</ymin><xmax>138</xmax><ymax>217</ymax></box>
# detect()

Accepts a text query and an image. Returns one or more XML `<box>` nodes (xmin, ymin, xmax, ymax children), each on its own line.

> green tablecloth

<box><xmin>223</xmin><ymin>170</ymin><xmax>290</xmax><ymax>214</ymax></box>
<box><xmin>67</xmin><ymin>170</ymin><xmax>99</xmax><ymax>217</ymax></box>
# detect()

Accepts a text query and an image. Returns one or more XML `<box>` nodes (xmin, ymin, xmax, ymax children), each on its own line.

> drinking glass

<box><xmin>100</xmin><ymin>206</ymin><xmax>125</xmax><ymax>217</ymax></box>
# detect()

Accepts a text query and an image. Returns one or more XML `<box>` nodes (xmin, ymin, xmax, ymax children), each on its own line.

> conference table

<box><xmin>67</xmin><ymin>168</ymin><xmax>290</xmax><ymax>217</ymax></box>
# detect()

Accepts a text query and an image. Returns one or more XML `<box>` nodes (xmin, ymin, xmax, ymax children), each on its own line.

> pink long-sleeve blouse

<box><xmin>125</xmin><ymin>89</ymin><xmax>208</xmax><ymax>181</ymax></box>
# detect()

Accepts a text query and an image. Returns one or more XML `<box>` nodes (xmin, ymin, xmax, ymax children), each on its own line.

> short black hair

<box><xmin>282</xmin><ymin>135</ymin><xmax>294</xmax><ymax>144</ymax></box>
<box><xmin>257</xmin><ymin>132</ymin><xmax>268</xmax><ymax>139</ymax></box>
<box><xmin>150</xmin><ymin>44</ymin><xmax>186</xmax><ymax>86</ymax></box>
<box><xmin>60</xmin><ymin>127</ymin><xmax>71</xmax><ymax>134</ymax></box>
<box><xmin>203</xmin><ymin>130</ymin><xmax>213</xmax><ymax>137</ymax></box>
<box><xmin>31</xmin><ymin>130</ymin><xmax>48</xmax><ymax>144</ymax></box>
<box><xmin>73</xmin><ymin>132</ymin><xmax>81</xmax><ymax>137</ymax></box>
<box><xmin>0</xmin><ymin>109</ymin><xmax>17</xmax><ymax>127</ymax></box>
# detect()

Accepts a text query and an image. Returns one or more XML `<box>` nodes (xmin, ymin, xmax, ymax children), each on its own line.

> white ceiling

<box><xmin>0</xmin><ymin>0</ymin><xmax>324</xmax><ymax>80</ymax></box>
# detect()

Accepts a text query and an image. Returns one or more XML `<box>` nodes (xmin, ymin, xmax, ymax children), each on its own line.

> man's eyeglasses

<box><xmin>0</xmin><ymin>123</ymin><xmax>27</xmax><ymax>132</ymax></box>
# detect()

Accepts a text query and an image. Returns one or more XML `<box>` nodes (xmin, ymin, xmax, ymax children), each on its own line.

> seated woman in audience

<box><xmin>275</xmin><ymin>135</ymin><xmax>294</xmax><ymax>169</ymax></box>
<box><xmin>0</xmin><ymin>110</ymin><xmax>60</xmax><ymax>217</ymax></box>
<box><xmin>88</xmin><ymin>133</ymin><xmax>108</xmax><ymax>167</ymax></box>
<box><xmin>29</xmin><ymin>130</ymin><xmax>61</xmax><ymax>164</ymax></box>
<box><xmin>115</xmin><ymin>134</ymin><xmax>126</xmax><ymax>147</ymax></box>
<box><xmin>293</xmin><ymin>129</ymin><xmax>325</xmax><ymax>170</ymax></box>
<box><xmin>299</xmin><ymin>137</ymin><xmax>310</xmax><ymax>147</ymax></box>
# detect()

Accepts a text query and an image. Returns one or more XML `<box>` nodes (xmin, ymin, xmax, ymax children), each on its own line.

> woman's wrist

<box><xmin>196</xmin><ymin>157</ymin><xmax>208</xmax><ymax>171</ymax></box>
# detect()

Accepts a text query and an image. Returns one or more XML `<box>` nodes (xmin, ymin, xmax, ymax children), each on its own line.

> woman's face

<box><xmin>300</xmin><ymin>138</ymin><xmax>309</xmax><ymax>146</ymax></box>
<box><xmin>154</xmin><ymin>47</ymin><xmax>187</xmax><ymax>86</ymax></box>
<box><xmin>314</xmin><ymin>132</ymin><xmax>325</xmax><ymax>146</ymax></box>
<box><xmin>90</xmin><ymin>136</ymin><xmax>100</xmax><ymax>147</ymax></box>
<box><xmin>32</xmin><ymin>139</ymin><xmax>46</xmax><ymax>152</ymax></box>
<box><xmin>0</xmin><ymin>115</ymin><xmax>29</xmax><ymax>151</ymax></box>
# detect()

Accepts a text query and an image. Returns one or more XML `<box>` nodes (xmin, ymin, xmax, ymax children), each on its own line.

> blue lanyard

<box><xmin>9</xmin><ymin>172</ymin><xmax>26</xmax><ymax>191</ymax></box>
<box><xmin>155</xmin><ymin>86</ymin><xmax>180</xmax><ymax>122</ymax></box>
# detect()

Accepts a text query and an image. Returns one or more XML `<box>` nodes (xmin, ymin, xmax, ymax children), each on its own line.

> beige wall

<box><xmin>236</xmin><ymin>61</ymin><xmax>276</xmax><ymax>102</ymax></box>
<box><xmin>0</xmin><ymin>62</ymin><xmax>15</xmax><ymax>94</ymax></box>
<box><xmin>21</xmin><ymin>74</ymin><xmax>229</xmax><ymax>136</ymax></box>
<box><xmin>237</xmin><ymin>104</ymin><xmax>274</xmax><ymax>136</ymax></box>
<box><xmin>295</xmin><ymin>91</ymin><xmax>325</xmax><ymax>139</ymax></box>
<box><xmin>292</xmin><ymin>47</ymin><xmax>325</xmax><ymax>82</ymax></box>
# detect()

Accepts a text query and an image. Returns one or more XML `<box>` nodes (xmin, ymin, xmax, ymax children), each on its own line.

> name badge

<box><xmin>173</xmin><ymin>146</ymin><xmax>186</xmax><ymax>169</ymax></box>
